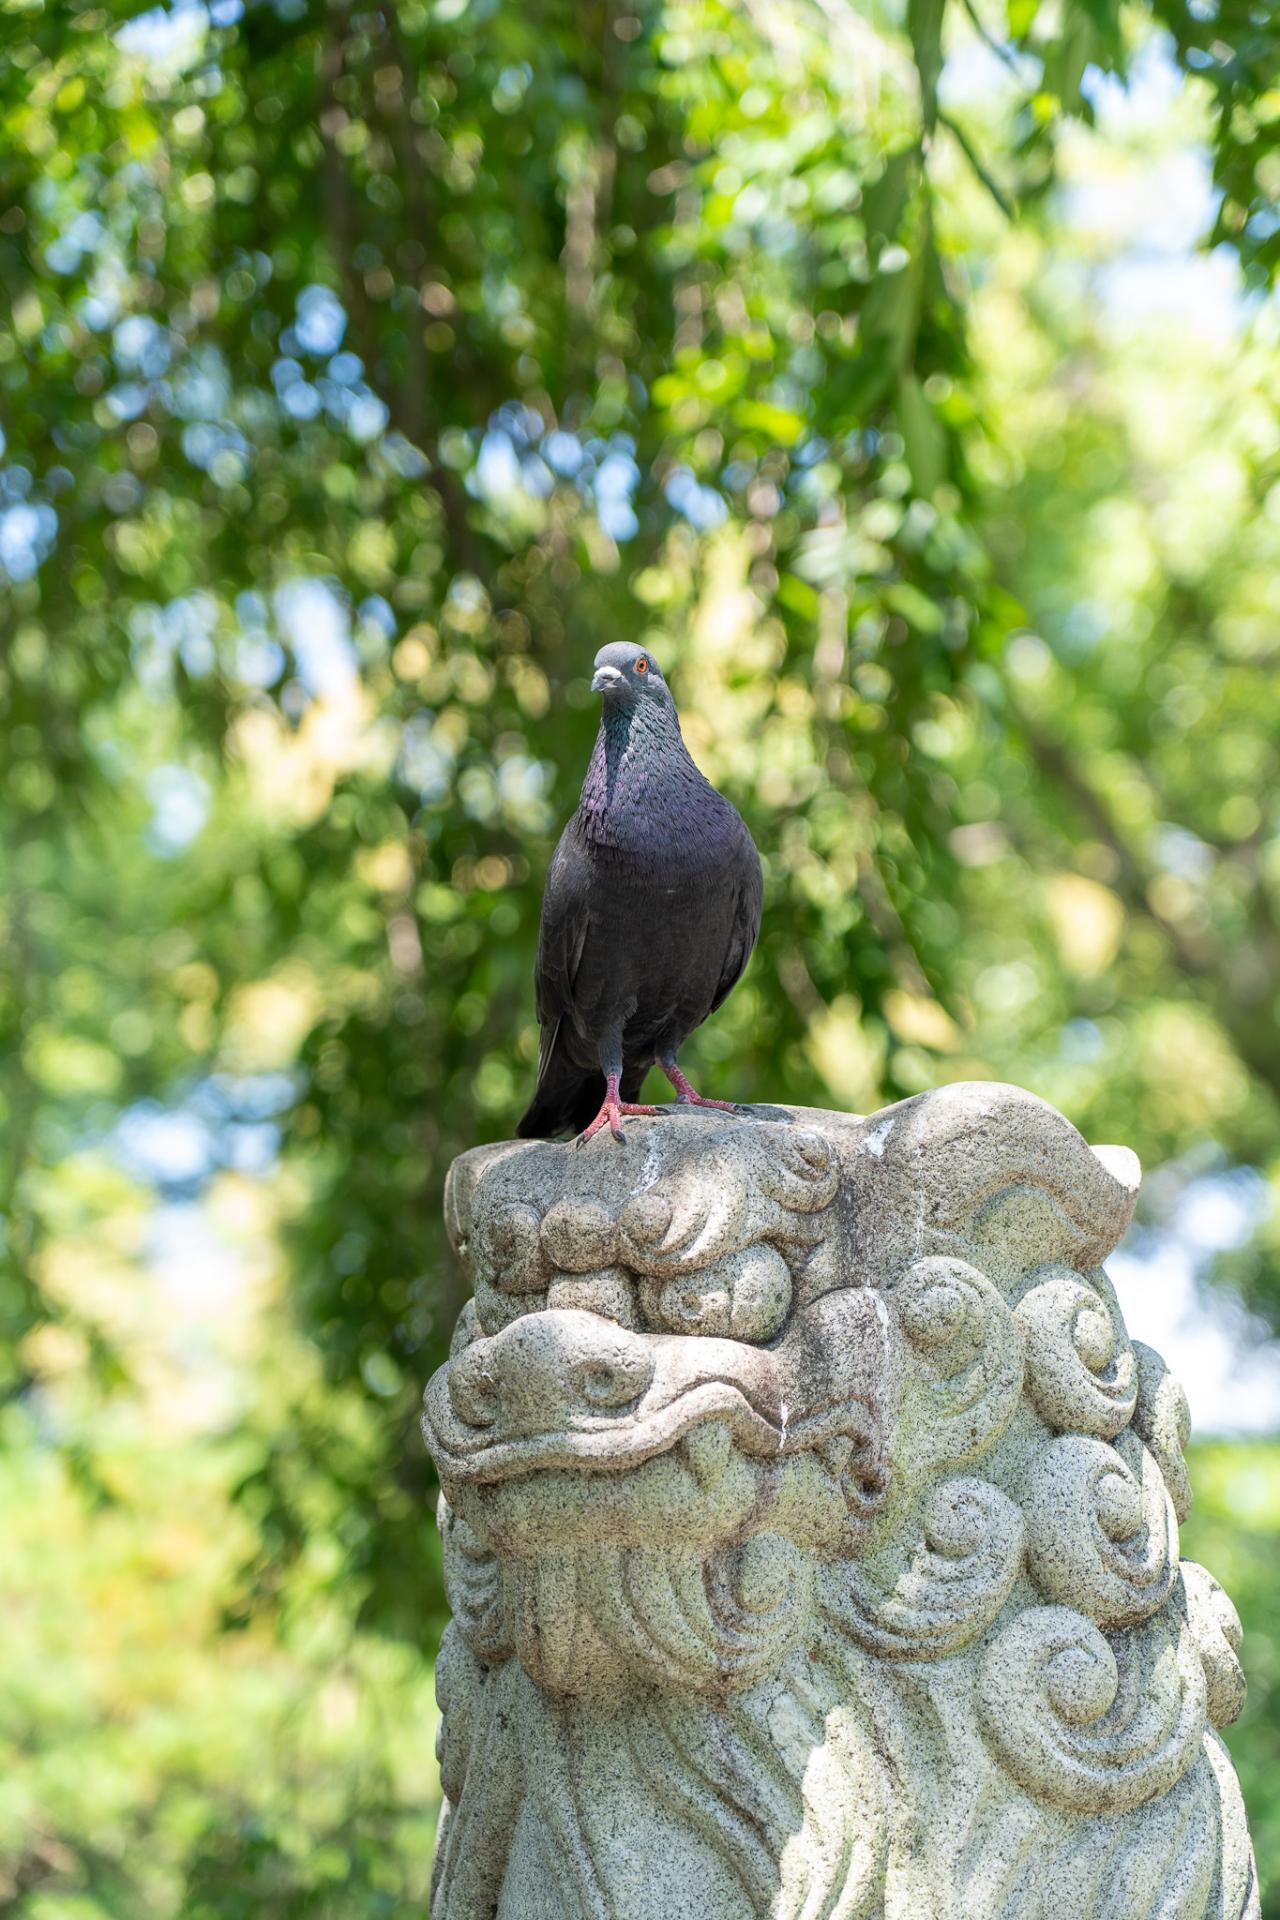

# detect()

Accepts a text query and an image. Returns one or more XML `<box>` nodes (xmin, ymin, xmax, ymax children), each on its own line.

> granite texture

<box><xmin>421</xmin><ymin>1084</ymin><xmax>1260</xmax><ymax>1920</ymax></box>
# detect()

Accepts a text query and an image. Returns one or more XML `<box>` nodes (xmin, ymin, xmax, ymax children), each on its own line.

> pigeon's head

<box><xmin>590</xmin><ymin>642</ymin><xmax>672</xmax><ymax>710</ymax></box>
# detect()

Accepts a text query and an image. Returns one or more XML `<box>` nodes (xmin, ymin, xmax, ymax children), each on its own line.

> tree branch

<box><xmin>317</xmin><ymin>7</ymin><xmax>491</xmax><ymax>582</ymax></box>
<box><xmin>938</xmin><ymin>110</ymin><xmax>1015</xmax><ymax>219</ymax></box>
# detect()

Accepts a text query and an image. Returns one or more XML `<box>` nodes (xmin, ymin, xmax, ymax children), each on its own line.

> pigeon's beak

<box><xmin>591</xmin><ymin>666</ymin><xmax>624</xmax><ymax>694</ymax></box>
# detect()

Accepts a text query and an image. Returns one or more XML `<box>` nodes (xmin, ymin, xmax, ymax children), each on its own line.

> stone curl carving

<box><xmin>891</xmin><ymin>1254</ymin><xmax>1024</xmax><ymax>1467</ymax></box>
<box><xmin>1022</xmin><ymin>1429</ymin><xmax>1178</xmax><ymax>1629</ymax></box>
<box><xmin>1015</xmin><ymin>1264</ymin><xmax>1137</xmax><ymax>1437</ymax></box>
<box><xmin>1133</xmin><ymin>1337</ymin><xmax>1195</xmax><ymax>1524</ymax></box>
<box><xmin>1180</xmin><ymin>1560</ymin><xmax>1248</xmax><ymax>1730</ymax></box>
<box><xmin>423</xmin><ymin>1085</ymin><xmax>1259</xmax><ymax>1920</ymax></box>
<box><xmin>823</xmin><ymin>1475</ymin><xmax>1025</xmax><ymax>1658</ymax></box>
<box><xmin>977</xmin><ymin>1604</ymin><xmax>1206</xmax><ymax>1815</ymax></box>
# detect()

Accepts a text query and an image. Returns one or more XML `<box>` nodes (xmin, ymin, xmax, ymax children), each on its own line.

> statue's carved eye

<box><xmin>634</xmin><ymin>657</ymin><xmax>649</xmax><ymax>674</ymax></box>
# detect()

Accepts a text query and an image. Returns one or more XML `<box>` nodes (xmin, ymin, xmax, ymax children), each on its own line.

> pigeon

<box><xmin>517</xmin><ymin>641</ymin><xmax>763</xmax><ymax>1143</ymax></box>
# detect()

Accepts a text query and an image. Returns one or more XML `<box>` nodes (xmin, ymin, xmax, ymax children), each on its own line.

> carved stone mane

<box><xmin>422</xmin><ymin>1085</ymin><xmax>1259</xmax><ymax>1920</ymax></box>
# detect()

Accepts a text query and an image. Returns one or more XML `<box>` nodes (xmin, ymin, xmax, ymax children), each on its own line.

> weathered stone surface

<box><xmin>421</xmin><ymin>1084</ymin><xmax>1260</xmax><ymax>1920</ymax></box>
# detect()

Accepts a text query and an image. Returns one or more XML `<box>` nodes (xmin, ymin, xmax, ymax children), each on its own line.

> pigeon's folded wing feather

<box><xmin>708</xmin><ymin>840</ymin><xmax>763</xmax><ymax>1015</ymax></box>
<box><xmin>532</xmin><ymin>829</ymin><xmax>591</xmax><ymax>1079</ymax></box>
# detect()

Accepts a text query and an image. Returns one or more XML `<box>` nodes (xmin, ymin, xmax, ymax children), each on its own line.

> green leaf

<box><xmin>907</xmin><ymin>0</ymin><xmax>946</xmax><ymax>130</ymax></box>
<box><xmin>896</xmin><ymin>371</ymin><xmax>947</xmax><ymax>498</ymax></box>
<box><xmin>733</xmin><ymin>399</ymin><xmax>806</xmax><ymax>445</ymax></box>
<box><xmin>885</xmin><ymin>581</ymin><xmax>945</xmax><ymax>634</ymax></box>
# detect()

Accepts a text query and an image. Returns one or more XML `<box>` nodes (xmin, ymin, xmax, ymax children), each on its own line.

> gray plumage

<box><xmin>517</xmin><ymin>642</ymin><xmax>762</xmax><ymax>1141</ymax></box>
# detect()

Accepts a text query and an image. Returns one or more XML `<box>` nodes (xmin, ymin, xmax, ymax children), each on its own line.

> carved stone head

<box><xmin>422</xmin><ymin>1086</ymin><xmax>1258</xmax><ymax>1920</ymax></box>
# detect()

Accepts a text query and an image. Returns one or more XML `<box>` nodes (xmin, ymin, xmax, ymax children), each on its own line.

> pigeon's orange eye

<box><xmin>635</xmin><ymin>658</ymin><xmax>649</xmax><ymax>674</ymax></box>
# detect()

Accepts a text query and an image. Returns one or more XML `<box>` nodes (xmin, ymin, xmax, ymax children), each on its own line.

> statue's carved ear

<box><xmin>857</xmin><ymin>1082</ymin><xmax>1140</xmax><ymax>1269</ymax></box>
<box><xmin>444</xmin><ymin>1139</ymin><xmax>532</xmax><ymax>1258</ymax></box>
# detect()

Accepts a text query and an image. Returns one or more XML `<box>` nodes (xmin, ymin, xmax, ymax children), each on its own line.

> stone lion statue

<box><xmin>421</xmin><ymin>1085</ymin><xmax>1259</xmax><ymax>1920</ymax></box>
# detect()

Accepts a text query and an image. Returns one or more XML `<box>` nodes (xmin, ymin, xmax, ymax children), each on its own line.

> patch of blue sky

<box><xmin>358</xmin><ymin>596</ymin><xmax>397</xmax><ymax>649</ymax></box>
<box><xmin>294</xmin><ymin>284</ymin><xmax>348</xmax><ymax>357</ymax></box>
<box><xmin>114</xmin><ymin>0</ymin><xmax>209</xmax><ymax>70</ymax></box>
<box><xmin>360</xmin><ymin>595</ymin><xmax>396</xmax><ymax>636</ymax></box>
<box><xmin>0</xmin><ymin>502</ymin><xmax>58</xmax><ymax>582</ymax></box>
<box><xmin>117</xmin><ymin>1075</ymin><xmax>295</xmax><ymax>1206</ymax></box>
<box><xmin>1059</xmin><ymin>1018</ymin><xmax>1106</xmax><ymax>1065</ymax></box>
<box><xmin>147</xmin><ymin>1201</ymin><xmax>249</xmax><ymax>1322</ymax></box>
<box><xmin>471</xmin><ymin>426</ymin><xmax>550</xmax><ymax>513</ymax></box>
<box><xmin>496</xmin><ymin>754</ymin><xmax>552</xmax><ymax>832</ymax></box>
<box><xmin>222</xmin><ymin>1122</ymin><xmax>282</xmax><ymax>1174</ymax></box>
<box><xmin>544</xmin><ymin>429</ymin><xmax>584</xmax><ymax>476</ymax></box>
<box><xmin>107</xmin><ymin>384</ymin><xmax>154</xmax><ymax>425</ymax></box>
<box><xmin>173</xmin><ymin>345</ymin><xmax>232</xmax><ymax>420</ymax></box>
<box><xmin>597</xmin><ymin>495</ymin><xmax>639</xmax><ymax>542</ymax></box>
<box><xmin>46</xmin><ymin>210</ymin><xmax>105</xmax><ymax>276</ymax></box>
<box><xmin>234</xmin><ymin>632</ymin><xmax>285</xmax><ymax>688</ymax></box>
<box><xmin>1095</xmin><ymin>250</ymin><xmax>1248</xmax><ymax>346</ymax></box>
<box><xmin>274</xmin><ymin>578</ymin><xmax>359</xmax><ymax>700</ymax></box>
<box><xmin>1112</xmin><ymin>1166</ymin><xmax>1280</xmax><ymax>1435</ymax></box>
<box><xmin>520</xmin><ymin>454</ymin><xmax>553</xmax><ymax>499</ymax></box>
<box><xmin>181</xmin><ymin>420</ymin><xmax>250</xmax><ymax>479</ymax></box>
<box><xmin>399</xmin><ymin>713</ymin><xmax>454</xmax><ymax>803</ymax></box>
<box><xmin>664</xmin><ymin>464</ymin><xmax>727</xmax><ymax>532</ymax></box>
<box><xmin>131</xmin><ymin>590</ymin><xmax>220</xmax><ymax>687</ymax></box>
<box><xmin>1065</xmin><ymin>144</ymin><xmax>1217</xmax><ymax>258</ymax></box>
<box><xmin>378</xmin><ymin>432</ymin><xmax>429</xmax><ymax>480</ymax></box>
<box><xmin>117</xmin><ymin>1102</ymin><xmax>216</xmax><ymax>1187</ymax></box>
<box><xmin>593</xmin><ymin>446</ymin><xmax>641</xmax><ymax>540</ymax></box>
<box><xmin>1154</xmin><ymin>825</ymin><xmax>1215</xmax><ymax>881</ymax></box>
<box><xmin>146</xmin><ymin>764</ymin><xmax>212</xmax><ymax>856</ymax></box>
<box><xmin>1079</xmin><ymin>36</ymin><xmax>1185</xmax><ymax>130</ymax></box>
<box><xmin>475</xmin><ymin>427</ymin><xmax>522</xmax><ymax>501</ymax></box>
<box><xmin>114</xmin><ymin>313</ymin><xmax>172</xmax><ymax>378</ymax></box>
<box><xmin>346</xmin><ymin>388</ymin><xmax>390</xmax><ymax>442</ymax></box>
<box><xmin>281</xmin><ymin>379</ymin><xmax>322</xmax><ymax>422</ymax></box>
<box><xmin>195</xmin><ymin>1072</ymin><xmax>298</xmax><ymax>1120</ymax></box>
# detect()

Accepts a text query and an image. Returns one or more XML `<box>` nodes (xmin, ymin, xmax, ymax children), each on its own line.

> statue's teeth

<box><xmin>679</xmin><ymin>1421</ymin><xmax>732</xmax><ymax>1491</ymax></box>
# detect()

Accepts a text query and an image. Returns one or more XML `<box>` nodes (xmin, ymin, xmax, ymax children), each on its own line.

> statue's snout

<box><xmin>447</xmin><ymin>1309</ymin><xmax>656</xmax><ymax>1438</ymax></box>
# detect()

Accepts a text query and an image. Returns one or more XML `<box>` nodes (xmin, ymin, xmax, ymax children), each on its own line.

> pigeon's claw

<box><xmin>577</xmin><ymin>1074</ymin><xmax>664</xmax><ymax>1146</ymax></box>
<box><xmin>660</xmin><ymin>1061</ymin><xmax>744</xmax><ymax>1115</ymax></box>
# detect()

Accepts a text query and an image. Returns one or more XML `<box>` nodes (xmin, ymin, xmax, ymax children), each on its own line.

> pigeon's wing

<box><xmin>531</xmin><ymin>826</ymin><xmax>592</xmax><ymax>1079</ymax></box>
<box><xmin>707</xmin><ymin>832</ymin><xmax>763</xmax><ymax>1015</ymax></box>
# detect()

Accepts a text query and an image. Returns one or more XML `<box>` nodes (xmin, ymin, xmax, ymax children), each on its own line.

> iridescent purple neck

<box><xmin>578</xmin><ymin>696</ymin><xmax>691</xmax><ymax>839</ymax></box>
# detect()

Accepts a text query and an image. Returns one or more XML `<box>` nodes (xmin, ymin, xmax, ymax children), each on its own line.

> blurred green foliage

<box><xmin>1182</xmin><ymin>1442</ymin><xmax>1280</xmax><ymax>1911</ymax></box>
<box><xmin>1</xmin><ymin>0</ymin><xmax>1278</xmax><ymax>1909</ymax></box>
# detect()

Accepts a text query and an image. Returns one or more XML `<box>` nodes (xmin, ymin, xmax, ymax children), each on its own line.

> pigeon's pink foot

<box><xmin>661</xmin><ymin>1063</ymin><xmax>742</xmax><ymax>1114</ymax></box>
<box><xmin>577</xmin><ymin>1073</ymin><xmax>664</xmax><ymax>1144</ymax></box>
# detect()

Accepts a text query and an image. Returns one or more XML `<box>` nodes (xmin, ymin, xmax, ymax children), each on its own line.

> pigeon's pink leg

<box><xmin>660</xmin><ymin>1059</ymin><xmax>741</xmax><ymax>1114</ymax></box>
<box><xmin>578</xmin><ymin>1072</ymin><xmax>664</xmax><ymax>1145</ymax></box>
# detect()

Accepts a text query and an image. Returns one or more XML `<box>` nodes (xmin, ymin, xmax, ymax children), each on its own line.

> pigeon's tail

<box><xmin>516</xmin><ymin>1027</ymin><xmax>605</xmax><ymax>1139</ymax></box>
<box><xmin>516</xmin><ymin>1071</ymin><xmax>603</xmax><ymax>1140</ymax></box>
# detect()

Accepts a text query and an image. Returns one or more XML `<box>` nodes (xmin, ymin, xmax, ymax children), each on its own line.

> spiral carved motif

<box><xmin>1022</xmin><ymin>1430</ymin><xmax>1178</xmax><ymax>1629</ymax></box>
<box><xmin>978</xmin><ymin>1605</ymin><xmax>1207</xmax><ymax>1815</ymax></box>
<box><xmin>1180</xmin><ymin>1561</ymin><xmax>1247</xmax><ymax>1729</ymax></box>
<box><xmin>825</xmin><ymin>1477</ymin><xmax>1025</xmax><ymax>1659</ymax></box>
<box><xmin>893</xmin><ymin>1255</ymin><xmax>1024</xmax><ymax>1468</ymax></box>
<box><xmin>1015</xmin><ymin>1266</ymin><xmax>1136</xmax><ymax>1438</ymax></box>
<box><xmin>1132</xmin><ymin>1339</ymin><xmax>1194</xmax><ymax>1525</ymax></box>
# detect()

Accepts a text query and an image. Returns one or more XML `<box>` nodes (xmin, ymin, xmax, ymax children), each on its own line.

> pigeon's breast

<box><xmin>570</xmin><ymin>809</ymin><xmax>750</xmax><ymax>1041</ymax></box>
